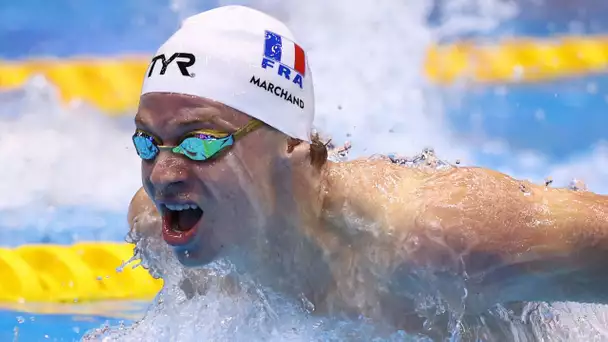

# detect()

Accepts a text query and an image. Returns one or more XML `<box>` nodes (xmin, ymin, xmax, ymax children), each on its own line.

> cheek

<box><xmin>192</xmin><ymin>161</ymin><xmax>235</xmax><ymax>183</ymax></box>
<box><xmin>141</xmin><ymin>161</ymin><xmax>153</xmax><ymax>176</ymax></box>
<box><xmin>141</xmin><ymin>161</ymin><xmax>154</xmax><ymax>189</ymax></box>
<box><xmin>233</xmin><ymin>151</ymin><xmax>278</xmax><ymax>213</ymax></box>
<box><xmin>190</xmin><ymin>161</ymin><xmax>242</xmax><ymax>201</ymax></box>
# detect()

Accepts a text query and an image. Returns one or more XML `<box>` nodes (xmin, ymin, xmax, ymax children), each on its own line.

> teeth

<box><xmin>165</xmin><ymin>203</ymin><xmax>199</xmax><ymax>211</ymax></box>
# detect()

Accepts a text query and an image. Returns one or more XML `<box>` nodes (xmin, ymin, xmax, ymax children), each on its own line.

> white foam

<box><xmin>268</xmin><ymin>0</ymin><xmax>473</xmax><ymax>161</ymax></box>
<box><xmin>0</xmin><ymin>76</ymin><xmax>141</xmax><ymax>212</ymax></box>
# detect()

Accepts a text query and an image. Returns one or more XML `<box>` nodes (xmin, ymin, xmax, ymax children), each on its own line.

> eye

<box><xmin>190</xmin><ymin>130</ymin><xmax>229</xmax><ymax>139</ymax></box>
<box><xmin>180</xmin><ymin>137</ymin><xmax>206</xmax><ymax>156</ymax></box>
<box><xmin>133</xmin><ymin>134</ymin><xmax>160</xmax><ymax>160</ymax></box>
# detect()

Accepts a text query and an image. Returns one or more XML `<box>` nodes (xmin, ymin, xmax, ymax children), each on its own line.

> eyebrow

<box><xmin>135</xmin><ymin>107</ymin><xmax>239</xmax><ymax>132</ymax></box>
<box><xmin>134</xmin><ymin>115</ymin><xmax>151</xmax><ymax>129</ymax></box>
<box><xmin>169</xmin><ymin>116</ymin><xmax>237</xmax><ymax>132</ymax></box>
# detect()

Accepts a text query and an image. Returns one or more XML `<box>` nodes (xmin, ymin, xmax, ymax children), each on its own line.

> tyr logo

<box><xmin>147</xmin><ymin>53</ymin><xmax>196</xmax><ymax>77</ymax></box>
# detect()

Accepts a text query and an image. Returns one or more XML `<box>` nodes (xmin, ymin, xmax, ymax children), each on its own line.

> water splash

<box><xmin>1</xmin><ymin>0</ymin><xmax>607</xmax><ymax>340</ymax></box>
<box><xmin>0</xmin><ymin>76</ymin><xmax>140</xmax><ymax>213</ymax></box>
<box><xmin>85</xmin><ymin>222</ymin><xmax>433</xmax><ymax>341</ymax></box>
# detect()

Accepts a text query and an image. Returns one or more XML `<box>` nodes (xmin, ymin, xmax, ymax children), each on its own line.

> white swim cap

<box><xmin>140</xmin><ymin>5</ymin><xmax>314</xmax><ymax>142</ymax></box>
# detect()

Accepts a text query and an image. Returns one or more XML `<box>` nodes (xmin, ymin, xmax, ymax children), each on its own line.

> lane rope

<box><xmin>425</xmin><ymin>35</ymin><xmax>608</xmax><ymax>84</ymax></box>
<box><xmin>0</xmin><ymin>57</ymin><xmax>148</xmax><ymax>114</ymax></box>
<box><xmin>1</xmin><ymin>36</ymin><xmax>608</xmax><ymax>114</ymax></box>
<box><xmin>0</xmin><ymin>242</ymin><xmax>162</xmax><ymax>303</ymax></box>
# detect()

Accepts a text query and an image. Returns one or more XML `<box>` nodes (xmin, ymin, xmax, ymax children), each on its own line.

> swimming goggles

<box><xmin>132</xmin><ymin>120</ymin><xmax>262</xmax><ymax>161</ymax></box>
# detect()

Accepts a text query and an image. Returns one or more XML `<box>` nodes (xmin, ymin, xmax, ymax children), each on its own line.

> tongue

<box><xmin>173</xmin><ymin>209</ymin><xmax>203</xmax><ymax>232</ymax></box>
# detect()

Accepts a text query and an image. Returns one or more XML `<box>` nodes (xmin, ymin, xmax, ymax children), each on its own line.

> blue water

<box><xmin>0</xmin><ymin>0</ymin><xmax>207</xmax><ymax>59</ymax></box>
<box><xmin>0</xmin><ymin>301</ymin><xmax>149</xmax><ymax>341</ymax></box>
<box><xmin>449</xmin><ymin>74</ymin><xmax>608</xmax><ymax>162</ymax></box>
<box><xmin>1</xmin><ymin>309</ymin><xmax>128</xmax><ymax>341</ymax></box>
<box><xmin>1</xmin><ymin>0</ymin><xmax>608</xmax><ymax>340</ymax></box>
<box><xmin>0</xmin><ymin>208</ymin><xmax>127</xmax><ymax>247</ymax></box>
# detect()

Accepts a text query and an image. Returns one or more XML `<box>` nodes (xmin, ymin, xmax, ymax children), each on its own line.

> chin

<box><xmin>173</xmin><ymin>243</ymin><xmax>220</xmax><ymax>267</ymax></box>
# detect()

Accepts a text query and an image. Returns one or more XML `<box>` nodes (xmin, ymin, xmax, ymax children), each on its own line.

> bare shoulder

<box><xmin>322</xmin><ymin>159</ymin><xmax>432</xmax><ymax>225</ymax></box>
<box><xmin>324</xmin><ymin>158</ymin><xmax>434</xmax><ymax>197</ymax></box>
<box><xmin>415</xmin><ymin>165</ymin><xmax>607</xmax><ymax>208</ymax></box>
<box><xmin>327</xmin><ymin>160</ymin><xmax>607</xmax><ymax>256</ymax></box>
<box><xmin>323</xmin><ymin>160</ymin><xmax>608</xmax><ymax>309</ymax></box>
<box><xmin>128</xmin><ymin>187</ymin><xmax>160</xmax><ymax>237</ymax></box>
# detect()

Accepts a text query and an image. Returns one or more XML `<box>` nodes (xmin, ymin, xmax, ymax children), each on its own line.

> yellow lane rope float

<box><xmin>1</xmin><ymin>36</ymin><xmax>608</xmax><ymax>114</ymax></box>
<box><xmin>0</xmin><ymin>242</ymin><xmax>163</xmax><ymax>303</ymax></box>
<box><xmin>425</xmin><ymin>36</ymin><xmax>608</xmax><ymax>84</ymax></box>
<box><xmin>0</xmin><ymin>57</ymin><xmax>149</xmax><ymax>114</ymax></box>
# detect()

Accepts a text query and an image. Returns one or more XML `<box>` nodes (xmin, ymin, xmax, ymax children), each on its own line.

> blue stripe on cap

<box><xmin>264</xmin><ymin>30</ymin><xmax>282</xmax><ymax>63</ymax></box>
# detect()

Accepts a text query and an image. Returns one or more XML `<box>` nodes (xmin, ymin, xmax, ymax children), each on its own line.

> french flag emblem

<box><xmin>264</xmin><ymin>31</ymin><xmax>306</xmax><ymax>76</ymax></box>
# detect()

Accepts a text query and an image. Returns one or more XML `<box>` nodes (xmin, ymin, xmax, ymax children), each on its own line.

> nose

<box><xmin>148</xmin><ymin>152</ymin><xmax>190</xmax><ymax>194</ymax></box>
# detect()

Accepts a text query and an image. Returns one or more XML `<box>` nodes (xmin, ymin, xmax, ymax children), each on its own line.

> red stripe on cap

<box><xmin>294</xmin><ymin>43</ymin><xmax>306</xmax><ymax>76</ymax></box>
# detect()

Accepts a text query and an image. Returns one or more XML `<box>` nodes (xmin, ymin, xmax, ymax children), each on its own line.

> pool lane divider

<box><xmin>1</xmin><ymin>35</ymin><xmax>608</xmax><ymax>114</ymax></box>
<box><xmin>425</xmin><ymin>35</ymin><xmax>608</xmax><ymax>84</ymax></box>
<box><xmin>0</xmin><ymin>242</ymin><xmax>163</xmax><ymax>303</ymax></box>
<box><xmin>0</xmin><ymin>56</ymin><xmax>148</xmax><ymax>114</ymax></box>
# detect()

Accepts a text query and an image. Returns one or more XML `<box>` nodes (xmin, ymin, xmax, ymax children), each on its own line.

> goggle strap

<box><xmin>233</xmin><ymin>120</ymin><xmax>263</xmax><ymax>140</ymax></box>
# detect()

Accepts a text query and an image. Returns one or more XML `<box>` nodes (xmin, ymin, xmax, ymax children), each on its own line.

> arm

<box><xmin>401</xmin><ymin>166</ymin><xmax>608</xmax><ymax>308</ymax></box>
<box><xmin>328</xmin><ymin>161</ymin><xmax>608</xmax><ymax>309</ymax></box>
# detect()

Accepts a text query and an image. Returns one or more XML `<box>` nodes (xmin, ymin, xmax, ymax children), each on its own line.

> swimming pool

<box><xmin>2</xmin><ymin>0</ymin><xmax>608</xmax><ymax>341</ymax></box>
<box><xmin>0</xmin><ymin>302</ymin><xmax>144</xmax><ymax>341</ymax></box>
<box><xmin>0</xmin><ymin>237</ymin><xmax>160</xmax><ymax>341</ymax></box>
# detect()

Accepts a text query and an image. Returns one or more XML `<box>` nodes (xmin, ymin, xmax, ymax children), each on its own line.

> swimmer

<box><xmin>127</xmin><ymin>5</ymin><xmax>608</xmax><ymax>336</ymax></box>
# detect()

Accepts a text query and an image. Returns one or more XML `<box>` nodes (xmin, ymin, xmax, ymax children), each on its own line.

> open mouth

<box><xmin>161</xmin><ymin>203</ymin><xmax>204</xmax><ymax>246</ymax></box>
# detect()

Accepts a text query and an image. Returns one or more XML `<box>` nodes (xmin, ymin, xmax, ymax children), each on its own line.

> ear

<box><xmin>285</xmin><ymin>137</ymin><xmax>311</xmax><ymax>165</ymax></box>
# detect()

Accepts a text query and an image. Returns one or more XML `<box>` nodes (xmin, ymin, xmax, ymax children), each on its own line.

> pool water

<box><xmin>0</xmin><ymin>302</ymin><xmax>148</xmax><ymax>341</ymax></box>
<box><xmin>3</xmin><ymin>0</ymin><xmax>608</xmax><ymax>340</ymax></box>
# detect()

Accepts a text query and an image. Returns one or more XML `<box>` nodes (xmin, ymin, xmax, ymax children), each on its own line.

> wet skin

<box><xmin>129</xmin><ymin>92</ymin><xmax>608</xmax><ymax>335</ymax></box>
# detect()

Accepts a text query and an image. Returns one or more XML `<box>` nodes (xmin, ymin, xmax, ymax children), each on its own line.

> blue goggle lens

<box><xmin>172</xmin><ymin>136</ymin><xmax>234</xmax><ymax>161</ymax></box>
<box><xmin>132</xmin><ymin>132</ymin><xmax>234</xmax><ymax>161</ymax></box>
<box><xmin>133</xmin><ymin>134</ymin><xmax>160</xmax><ymax>160</ymax></box>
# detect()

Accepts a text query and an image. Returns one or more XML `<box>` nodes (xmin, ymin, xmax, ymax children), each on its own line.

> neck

<box><xmin>195</xmin><ymin>160</ymin><xmax>416</xmax><ymax>326</ymax></box>
<box><xmin>221</xmin><ymin>159</ymin><xmax>333</xmax><ymax>308</ymax></box>
<box><xmin>225</xmin><ymin>161</ymin><xmax>385</xmax><ymax>316</ymax></box>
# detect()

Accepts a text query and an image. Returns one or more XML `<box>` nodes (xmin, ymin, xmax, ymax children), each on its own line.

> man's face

<box><xmin>134</xmin><ymin>93</ymin><xmax>276</xmax><ymax>266</ymax></box>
